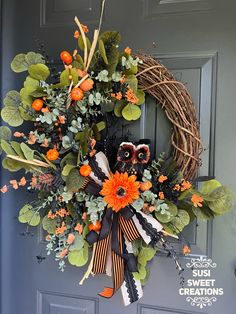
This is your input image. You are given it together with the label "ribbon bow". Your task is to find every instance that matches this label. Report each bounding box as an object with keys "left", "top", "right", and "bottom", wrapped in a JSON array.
[{"left": 82, "top": 152, "right": 163, "bottom": 305}]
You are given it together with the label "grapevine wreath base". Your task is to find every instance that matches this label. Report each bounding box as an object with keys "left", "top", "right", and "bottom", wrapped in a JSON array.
[{"left": 0, "top": 2, "right": 234, "bottom": 306}]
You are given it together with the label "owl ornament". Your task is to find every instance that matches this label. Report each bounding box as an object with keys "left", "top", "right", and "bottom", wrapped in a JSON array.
[
  {"left": 81, "top": 148, "right": 166, "bottom": 306},
  {"left": 115, "top": 142, "right": 151, "bottom": 179}
]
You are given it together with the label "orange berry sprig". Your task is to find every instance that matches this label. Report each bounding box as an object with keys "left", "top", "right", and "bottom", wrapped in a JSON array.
[{"left": 0, "top": 177, "right": 27, "bottom": 193}]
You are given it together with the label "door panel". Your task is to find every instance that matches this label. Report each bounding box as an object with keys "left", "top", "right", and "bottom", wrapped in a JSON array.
[{"left": 1, "top": 1, "right": 236, "bottom": 314}]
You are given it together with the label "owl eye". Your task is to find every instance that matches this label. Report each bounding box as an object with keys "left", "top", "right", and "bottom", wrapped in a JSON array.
[
  {"left": 138, "top": 152, "right": 144, "bottom": 159},
  {"left": 124, "top": 151, "right": 130, "bottom": 158}
]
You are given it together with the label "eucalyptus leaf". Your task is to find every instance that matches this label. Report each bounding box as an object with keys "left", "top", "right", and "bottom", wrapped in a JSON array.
[
  {"left": 126, "top": 74, "right": 138, "bottom": 92},
  {"left": 136, "top": 89, "right": 145, "bottom": 105},
  {"left": 114, "top": 100, "right": 127, "bottom": 117},
  {"left": 122, "top": 103, "right": 141, "bottom": 121},
  {"left": 42, "top": 216, "right": 57, "bottom": 234},
  {"left": 11, "top": 53, "right": 28, "bottom": 72},
  {"left": 18, "top": 204, "right": 33, "bottom": 223},
  {"left": 200, "top": 179, "right": 222, "bottom": 195},
  {"left": 155, "top": 201, "right": 177, "bottom": 223},
  {"left": 10, "top": 141, "right": 25, "bottom": 158},
  {"left": 28, "top": 64, "right": 50, "bottom": 81},
  {"left": 1, "top": 91, "right": 23, "bottom": 126},
  {"left": 62, "top": 164, "right": 76, "bottom": 176},
  {"left": 207, "top": 186, "right": 234, "bottom": 214},
  {"left": 0, "top": 126, "right": 12, "bottom": 140},
  {"left": 68, "top": 242, "right": 88, "bottom": 267},
  {"left": 69, "top": 234, "right": 85, "bottom": 251}
]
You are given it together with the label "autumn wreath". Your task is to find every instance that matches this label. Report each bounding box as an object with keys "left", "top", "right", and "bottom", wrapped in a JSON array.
[{"left": 0, "top": 2, "right": 234, "bottom": 306}]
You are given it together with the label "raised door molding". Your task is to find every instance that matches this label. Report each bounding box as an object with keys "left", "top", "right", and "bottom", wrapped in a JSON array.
[
  {"left": 37, "top": 290, "right": 99, "bottom": 314},
  {"left": 40, "top": 0, "right": 101, "bottom": 27},
  {"left": 138, "top": 303, "right": 208, "bottom": 314},
  {"left": 142, "top": 0, "right": 213, "bottom": 18}
]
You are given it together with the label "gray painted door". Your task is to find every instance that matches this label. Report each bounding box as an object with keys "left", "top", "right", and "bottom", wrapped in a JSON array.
[{"left": 1, "top": 1, "right": 236, "bottom": 314}]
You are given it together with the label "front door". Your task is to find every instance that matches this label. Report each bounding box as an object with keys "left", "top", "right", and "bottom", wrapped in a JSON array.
[{"left": 1, "top": 1, "right": 236, "bottom": 313}]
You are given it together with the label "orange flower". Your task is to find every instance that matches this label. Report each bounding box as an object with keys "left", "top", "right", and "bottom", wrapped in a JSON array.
[
  {"left": 48, "top": 211, "right": 56, "bottom": 219},
  {"left": 191, "top": 194, "right": 204, "bottom": 207},
  {"left": 0, "top": 185, "right": 8, "bottom": 193},
  {"left": 158, "top": 175, "right": 168, "bottom": 183},
  {"left": 148, "top": 206, "right": 155, "bottom": 213},
  {"left": 45, "top": 234, "right": 51, "bottom": 241},
  {"left": 18, "top": 177, "right": 27, "bottom": 186},
  {"left": 120, "top": 75, "right": 126, "bottom": 84},
  {"left": 182, "top": 245, "right": 191, "bottom": 256},
  {"left": 111, "top": 92, "right": 122, "bottom": 100},
  {"left": 173, "top": 184, "right": 181, "bottom": 191},
  {"left": 55, "top": 221, "right": 67, "bottom": 235},
  {"left": 159, "top": 191, "right": 165, "bottom": 200},
  {"left": 13, "top": 131, "right": 24, "bottom": 137},
  {"left": 67, "top": 233, "right": 75, "bottom": 245},
  {"left": 74, "top": 25, "right": 89, "bottom": 38},
  {"left": 140, "top": 181, "right": 152, "bottom": 191},
  {"left": 28, "top": 133, "right": 37, "bottom": 145},
  {"left": 59, "top": 248, "right": 68, "bottom": 259},
  {"left": 74, "top": 30, "right": 80, "bottom": 38},
  {"left": 100, "top": 172, "right": 140, "bottom": 212},
  {"left": 124, "top": 47, "right": 132, "bottom": 55},
  {"left": 73, "top": 49, "right": 78, "bottom": 58},
  {"left": 56, "top": 208, "right": 69, "bottom": 218},
  {"left": 31, "top": 176, "right": 37, "bottom": 187},
  {"left": 125, "top": 88, "right": 139, "bottom": 104},
  {"left": 82, "top": 212, "right": 87, "bottom": 221},
  {"left": 58, "top": 115, "right": 66, "bottom": 124},
  {"left": 10, "top": 180, "right": 18, "bottom": 190},
  {"left": 41, "top": 106, "right": 50, "bottom": 113},
  {"left": 181, "top": 180, "right": 192, "bottom": 191},
  {"left": 74, "top": 223, "right": 83, "bottom": 234}
]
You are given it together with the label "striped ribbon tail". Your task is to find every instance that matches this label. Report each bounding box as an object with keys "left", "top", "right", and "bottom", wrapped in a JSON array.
[
  {"left": 99, "top": 223, "right": 124, "bottom": 298},
  {"left": 92, "top": 233, "right": 111, "bottom": 274}
]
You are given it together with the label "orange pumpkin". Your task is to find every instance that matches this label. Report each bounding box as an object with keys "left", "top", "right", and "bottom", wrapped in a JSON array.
[
  {"left": 80, "top": 78, "right": 94, "bottom": 92},
  {"left": 46, "top": 148, "right": 59, "bottom": 161},
  {"left": 71, "top": 87, "right": 84, "bottom": 101},
  {"left": 80, "top": 164, "right": 92, "bottom": 177},
  {"left": 60, "top": 51, "right": 73, "bottom": 65},
  {"left": 89, "top": 221, "right": 101, "bottom": 232},
  {"left": 32, "top": 99, "right": 44, "bottom": 111}
]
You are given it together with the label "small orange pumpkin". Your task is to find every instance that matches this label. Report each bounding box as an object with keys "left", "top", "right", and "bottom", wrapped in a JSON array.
[
  {"left": 60, "top": 51, "right": 73, "bottom": 65},
  {"left": 32, "top": 99, "right": 44, "bottom": 111},
  {"left": 46, "top": 148, "right": 59, "bottom": 161},
  {"left": 80, "top": 78, "right": 94, "bottom": 92},
  {"left": 71, "top": 87, "right": 84, "bottom": 101},
  {"left": 80, "top": 164, "right": 92, "bottom": 177}
]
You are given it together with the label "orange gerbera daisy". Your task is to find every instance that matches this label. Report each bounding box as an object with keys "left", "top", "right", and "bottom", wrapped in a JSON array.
[{"left": 100, "top": 172, "right": 140, "bottom": 212}]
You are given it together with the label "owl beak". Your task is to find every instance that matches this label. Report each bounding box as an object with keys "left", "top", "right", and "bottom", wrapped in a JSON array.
[{"left": 132, "top": 159, "right": 137, "bottom": 164}]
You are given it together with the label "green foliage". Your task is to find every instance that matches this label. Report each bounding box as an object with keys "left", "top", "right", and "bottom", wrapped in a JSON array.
[
  {"left": 1, "top": 90, "right": 23, "bottom": 126},
  {"left": 42, "top": 216, "right": 57, "bottom": 234},
  {"left": 62, "top": 164, "right": 76, "bottom": 177},
  {"left": 0, "top": 139, "right": 16, "bottom": 155},
  {"left": 126, "top": 74, "right": 138, "bottom": 92},
  {"left": 207, "top": 186, "right": 234, "bottom": 214},
  {"left": 98, "top": 39, "right": 109, "bottom": 65},
  {"left": 69, "top": 234, "right": 85, "bottom": 251},
  {"left": 66, "top": 168, "right": 87, "bottom": 192},
  {"left": 11, "top": 52, "right": 45, "bottom": 73},
  {"left": 137, "top": 246, "right": 156, "bottom": 266},
  {"left": 68, "top": 242, "right": 89, "bottom": 267},
  {"left": 155, "top": 201, "right": 177, "bottom": 223},
  {"left": 18, "top": 204, "right": 40, "bottom": 226},
  {"left": 59, "top": 68, "right": 79, "bottom": 86},
  {"left": 136, "top": 89, "right": 145, "bottom": 105},
  {"left": 200, "top": 179, "right": 222, "bottom": 195},
  {"left": 0, "top": 126, "right": 12, "bottom": 141},
  {"left": 20, "top": 143, "right": 34, "bottom": 160},
  {"left": 169, "top": 209, "right": 190, "bottom": 233},
  {"left": 122, "top": 103, "right": 141, "bottom": 121},
  {"left": 28, "top": 64, "right": 50, "bottom": 81},
  {"left": 114, "top": 100, "right": 127, "bottom": 117},
  {"left": 78, "top": 36, "right": 91, "bottom": 51}
]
